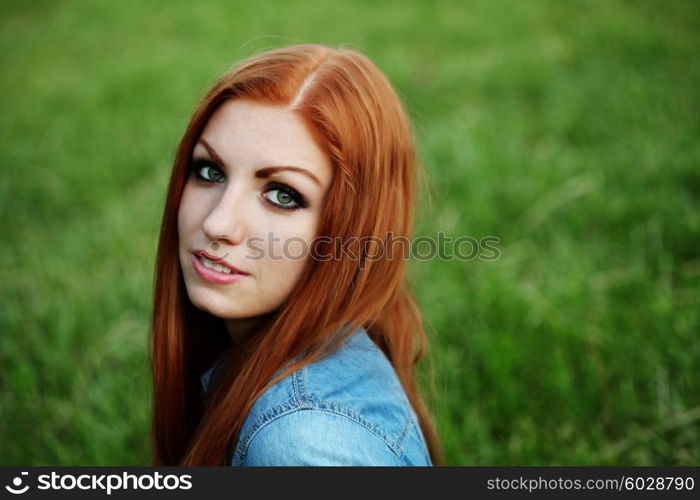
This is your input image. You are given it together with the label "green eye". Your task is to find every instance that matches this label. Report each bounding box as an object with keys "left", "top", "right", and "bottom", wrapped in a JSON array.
[
  {"left": 267, "top": 188, "right": 298, "bottom": 208},
  {"left": 263, "top": 183, "right": 306, "bottom": 211},
  {"left": 199, "top": 165, "right": 224, "bottom": 183}
]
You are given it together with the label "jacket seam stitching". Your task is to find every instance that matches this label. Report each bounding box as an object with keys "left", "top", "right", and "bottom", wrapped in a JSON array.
[
  {"left": 235, "top": 397, "right": 300, "bottom": 462},
  {"left": 393, "top": 409, "right": 412, "bottom": 452},
  {"left": 311, "top": 398, "right": 405, "bottom": 456},
  {"left": 293, "top": 367, "right": 311, "bottom": 408},
  {"left": 238, "top": 406, "right": 404, "bottom": 465},
  {"left": 308, "top": 404, "right": 405, "bottom": 458}
]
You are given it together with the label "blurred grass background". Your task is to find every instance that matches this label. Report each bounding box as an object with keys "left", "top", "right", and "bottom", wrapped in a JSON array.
[{"left": 1, "top": 0, "right": 698, "bottom": 465}]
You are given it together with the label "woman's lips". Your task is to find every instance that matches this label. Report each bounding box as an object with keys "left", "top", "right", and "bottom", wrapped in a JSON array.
[
  {"left": 196, "top": 250, "right": 248, "bottom": 274},
  {"left": 191, "top": 254, "right": 249, "bottom": 285}
]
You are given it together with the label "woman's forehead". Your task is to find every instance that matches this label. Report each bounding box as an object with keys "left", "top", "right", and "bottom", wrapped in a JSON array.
[{"left": 194, "top": 99, "right": 333, "bottom": 187}]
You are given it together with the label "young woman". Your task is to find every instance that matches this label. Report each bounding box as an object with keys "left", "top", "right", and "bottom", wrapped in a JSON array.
[{"left": 150, "top": 43, "right": 443, "bottom": 466}]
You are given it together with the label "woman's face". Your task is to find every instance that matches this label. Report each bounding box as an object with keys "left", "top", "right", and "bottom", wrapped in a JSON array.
[{"left": 178, "top": 98, "right": 333, "bottom": 325}]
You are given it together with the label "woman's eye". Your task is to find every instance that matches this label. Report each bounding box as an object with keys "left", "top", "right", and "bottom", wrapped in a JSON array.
[
  {"left": 199, "top": 165, "right": 225, "bottom": 183},
  {"left": 191, "top": 161, "right": 225, "bottom": 183},
  {"left": 263, "top": 184, "right": 305, "bottom": 210}
]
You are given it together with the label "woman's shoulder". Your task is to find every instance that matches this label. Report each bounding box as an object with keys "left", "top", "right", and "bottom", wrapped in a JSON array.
[{"left": 232, "top": 327, "right": 432, "bottom": 466}]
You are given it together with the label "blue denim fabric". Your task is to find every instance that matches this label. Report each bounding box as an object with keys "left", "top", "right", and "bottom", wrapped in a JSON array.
[{"left": 200, "top": 327, "right": 433, "bottom": 466}]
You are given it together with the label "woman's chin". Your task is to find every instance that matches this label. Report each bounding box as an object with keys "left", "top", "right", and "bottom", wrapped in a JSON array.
[{"left": 188, "top": 291, "right": 240, "bottom": 318}]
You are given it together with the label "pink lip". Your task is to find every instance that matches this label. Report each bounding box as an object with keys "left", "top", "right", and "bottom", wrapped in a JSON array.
[
  {"left": 191, "top": 254, "right": 249, "bottom": 285},
  {"left": 195, "top": 250, "right": 248, "bottom": 274}
]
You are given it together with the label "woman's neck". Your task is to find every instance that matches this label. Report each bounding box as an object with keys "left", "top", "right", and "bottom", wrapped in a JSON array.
[{"left": 224, "top": 313, "right": 275, "bottom": 347}]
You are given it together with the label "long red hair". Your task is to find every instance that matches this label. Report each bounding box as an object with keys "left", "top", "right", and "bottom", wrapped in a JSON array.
[{"left": 150, "top": 43, "right": 444, "bottom": 465}]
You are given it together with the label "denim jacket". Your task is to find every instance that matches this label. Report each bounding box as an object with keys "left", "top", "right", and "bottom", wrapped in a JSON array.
[{"left": 200, "top": 327, "right": 433, "bottom": 466}]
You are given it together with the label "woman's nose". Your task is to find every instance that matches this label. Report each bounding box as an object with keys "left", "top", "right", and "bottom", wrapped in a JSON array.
[{"left": 201, "top": 184, "right": 251, "bottom": 248}]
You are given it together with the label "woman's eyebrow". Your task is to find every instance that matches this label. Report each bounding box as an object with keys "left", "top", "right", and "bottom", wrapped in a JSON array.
[
  {"left": 255, "top": 166, "right": 321, "bottom": 187},
  {"left": 197, "top": 137, "right": 321, "bottom": 187}
]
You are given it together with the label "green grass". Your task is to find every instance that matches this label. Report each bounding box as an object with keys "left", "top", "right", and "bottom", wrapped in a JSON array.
[{"left": 1, "top": 0, "right": 698, "bottom": 465}]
